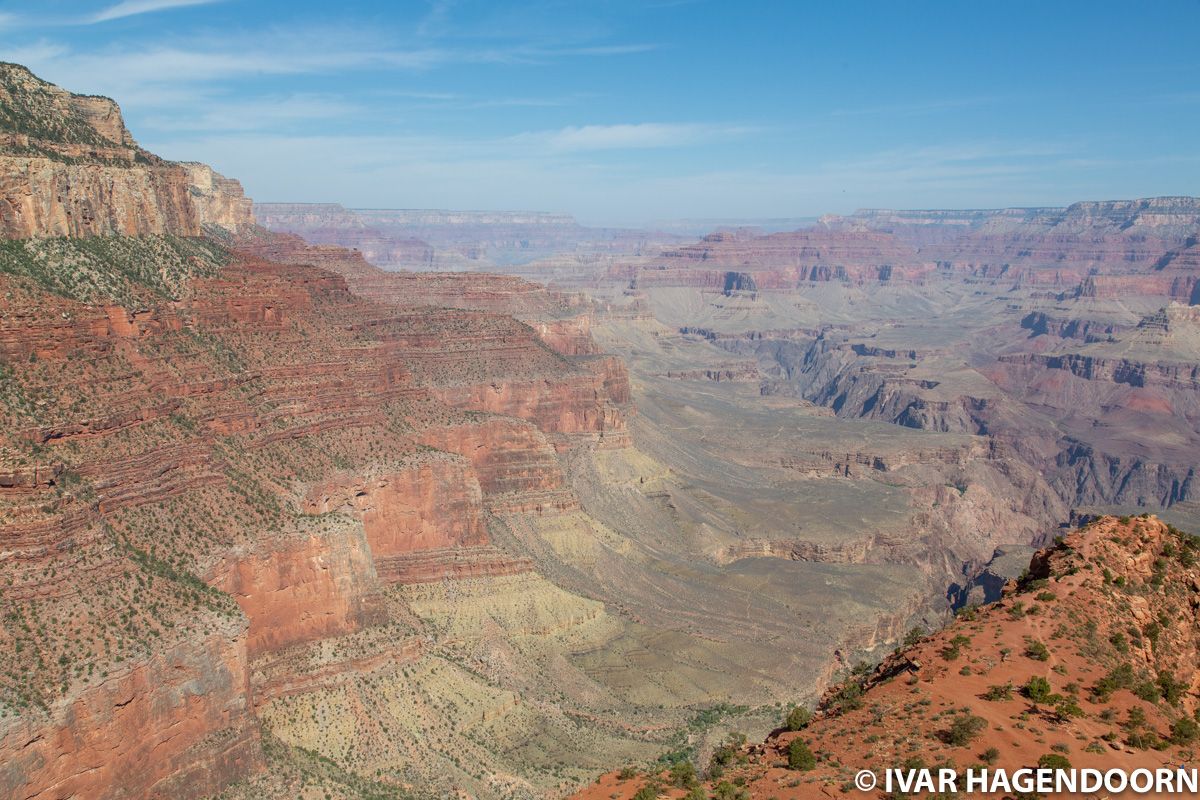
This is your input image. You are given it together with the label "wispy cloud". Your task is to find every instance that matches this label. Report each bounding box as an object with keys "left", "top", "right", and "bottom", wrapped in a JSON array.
[
  {"left": 515, "top": 122, "right": 753, "bottom": 152},
  {"left": 416, "top": 0, "right": 456, "bottom": 38},
  {"left": 91, "top": 0, "right": 227, "bottom": 24},
  {"left": 140, "top": 94, "right": 362, "bottom": 132},
  {"left": 7, "top": 24, "right": 654, "bottom": 104}
]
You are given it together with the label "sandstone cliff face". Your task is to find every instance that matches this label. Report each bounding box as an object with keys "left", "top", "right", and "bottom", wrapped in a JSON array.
[
  {"left": 182, "top": 162, "right": 255, "bottom": 233},
  {"left": 0, "top": 66, "right": 639, "bottom": 800},
  {"left": 0, "top": 619, "right": 262, "bottom": 800},
  {"left": 209, "top": 527, "right": 384, "bottom": 658},
  {"left": 0, "top": 154, "right": 204, "bottom": 237},
  {"left": 0, "top": 64, "right": 252, "bottom": 237}
]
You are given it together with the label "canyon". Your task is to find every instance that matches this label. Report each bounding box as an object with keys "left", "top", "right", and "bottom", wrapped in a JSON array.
[
  {"left": 0, "top": 65, "right": 935, "bottom": 800},
  {"left": 2, "top": 57, "right": 1199, "bottom": 800}
]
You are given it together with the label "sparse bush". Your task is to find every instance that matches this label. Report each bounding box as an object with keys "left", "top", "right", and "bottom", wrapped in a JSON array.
[
  {"left": 1134, "top": 681, "right": 1161, "bottom": 703},
  {"left": 1038, "top": 753, "right": 1071, "bottom": 771},
  {"left": 670, "top": 760, "right": 698, "bottom": 788},
  {"left": 1025, "top": 641, "right": 1050, "bottom": 661},
  {"left": 1024, "top": 676, "right": 1053, "bottom": 704},
  {"left": 1171, "top": 717, "right": 1200, "bottom": 745},
  {"left": 1127, "top": 730, "right": 1165, "bottom": 750},
  {"left": 945, "top": 714, "right": 987, "bottom": 746},
  {"left": 632, "top": 785, "right": 660, "bottom": 800},
  {"left": 1054, "top": 697, "right": 1084, "bottom": 719},
  {"left": 824, "top": 680, "right": 864, "bottom": 714},
  {"left": 786, "top": 705, "right": 812, "bottom": 731},
  {"left": 1157, "top": 672, "right": 1187, "bottom": 706},
  {"left": 941, "top": 634, "right": 971, "bottom": 661},
  {"left": 1093, "top": 663, "right": 1135, "bottom": 700},
  {"left": 788, "top": 738, "right": 817, "bottom": 771},
  {"left": 984, "top": 683, "right": 1014, "bottom": 701},
  {"left": 711, "top": 781, "right": 749, "bottom": 800},
  {"left": 904, "top": 626, "right": 926, "bottom": 647}
]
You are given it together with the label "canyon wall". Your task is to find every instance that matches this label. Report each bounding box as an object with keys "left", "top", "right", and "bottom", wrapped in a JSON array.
[
  {"left": 0, "top": 63, "right": 636, "bottom": 800},
  {"left": 0, "top": 64, "right": 252, "bottom": 237}
]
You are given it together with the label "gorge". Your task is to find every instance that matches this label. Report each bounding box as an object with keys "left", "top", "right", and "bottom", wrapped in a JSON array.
[{"left": 1, "top": 59, "right": 1198, "bottom": 800}]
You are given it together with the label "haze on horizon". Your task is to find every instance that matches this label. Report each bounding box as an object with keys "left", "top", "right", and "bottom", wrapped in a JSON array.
[{"left": 4, "top": 0, "right": 1198, "bottom": 226}]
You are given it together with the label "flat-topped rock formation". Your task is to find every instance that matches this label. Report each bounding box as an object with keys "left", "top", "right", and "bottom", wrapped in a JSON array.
[
  {"left": 254, "top": 201, "right": 683, "bottom": 268},
  {"left": 607, "top": 197, "right": 1200, "bottom": 302}
]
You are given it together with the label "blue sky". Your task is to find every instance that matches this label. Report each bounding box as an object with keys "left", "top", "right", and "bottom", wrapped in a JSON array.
[{"left": 3, "top": 0, "right": 1198, "bottom": 225}]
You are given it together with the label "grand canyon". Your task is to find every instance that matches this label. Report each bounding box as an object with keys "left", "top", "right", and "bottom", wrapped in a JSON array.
[{"left": 1, "top": 23, "right": 1198, "bottom": 800}]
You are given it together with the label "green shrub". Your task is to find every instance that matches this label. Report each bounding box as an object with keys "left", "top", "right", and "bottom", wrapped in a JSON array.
[
  {"left": 786, "top": 705, "right": 812, "bottom": 731},
  {"left": 1127, "top": 730, "right": 1165, "bottom": 750},
  {"left": 788, "top": 738, "right": 817, "bottom": 771},
  {"left": 1093, "top": 663, "right": 1135, "bottom": 700},
  {"left": 1024, "top": 676, "right": 1053, "bottom": 704},
  {"left": 940, "top": 634, "right": 971, "bottom": 661},
  {"left": 1054, "top": 697, "right": 1084, "bottom": 719},
  {"left": 1157, "top": 672, "right": 1187, "bottom": 706},
  {"left": 1171, "top": 717, "right": 1200, "bottom": 745},
  {"left": 1038, "top": 753, "right": 1071, "bottom": 771},
  {"left": 1134, "top": 681, "right": 1161, "bottom": 703},
  {"left": 670, "top": 760, "right": 698, "bottom": 788},
  {"left": 1025, "top": 641, "right": 1050, "bottom": 661},
  {"left": 984, "top": 683, "right": 1014, "bottom": 701},
  {"left": 945, "top": 714, "right": 988, "bottom": 746},
  {"left": 711, "top": 781, "right": 749, "bottom": 800},
  {"left": 824, "top": 680, "right": 864, "bottom": 713}
]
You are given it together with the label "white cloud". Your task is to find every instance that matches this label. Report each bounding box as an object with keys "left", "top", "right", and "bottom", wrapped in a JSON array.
[
  {"left": 5, "top": 25, "right": 653, "bottom": 106},
  {"left": 515, "top": 122, "right": 752, "bottom": 152},
  {"left": 91, "top": 0, "right": 227, "bottom": 24},
  {"left": 140, "top": 94, "right": 362, "bottom": 132}
]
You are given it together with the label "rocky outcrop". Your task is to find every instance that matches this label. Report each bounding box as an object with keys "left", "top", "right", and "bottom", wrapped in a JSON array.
[
  {"left": 209, "top": 528, "right": 384, "bottom": 657},
  {"left": 0, "top": 154, "right": 203, "bottom": 237},
  {"left": 430, "top": 360, "right": 631, "bottom": 448},
  {"left": 0, "top": 64, "right": 250, "bottom": 237},
  {"left": 182, "top": 162, "right": 255, "bottom": 233},
  {"left": 579, "top": 516, "right": 1200, "bottom": 800},
  {"left": 997, "top": 352, "right": 1200, "bottom": 391},
  {"left": 0, "top": 619, "right": 262, "bottom": 800}
]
